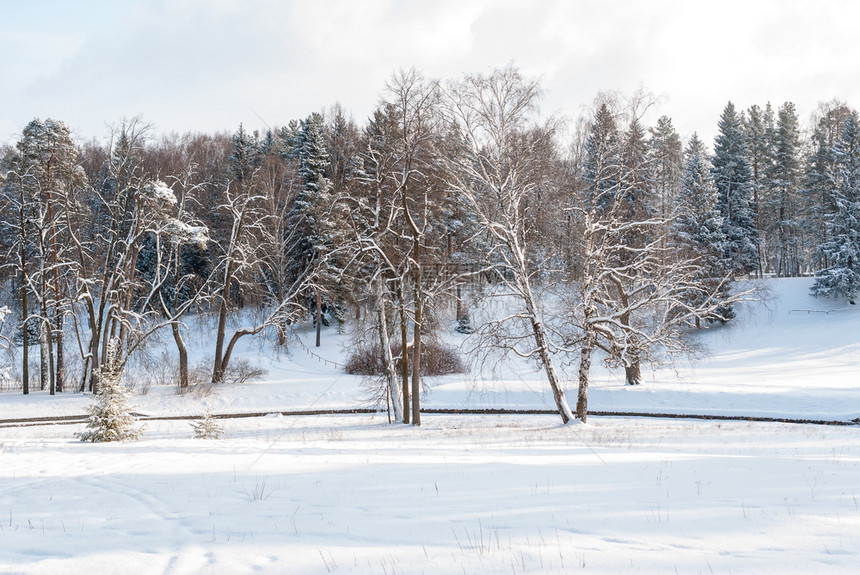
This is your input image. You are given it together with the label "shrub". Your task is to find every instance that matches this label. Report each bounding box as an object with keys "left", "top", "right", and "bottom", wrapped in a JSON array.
[
  {"left": 224, "top": 358, "right": 268, "bottom": 384},
  {"left": 345, "top": 341, "right": 467, "bottom": 376}
]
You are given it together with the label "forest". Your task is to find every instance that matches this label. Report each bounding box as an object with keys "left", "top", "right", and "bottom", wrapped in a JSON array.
[{"left": 1, "top": 65, "right": 858, "bottom": 425}]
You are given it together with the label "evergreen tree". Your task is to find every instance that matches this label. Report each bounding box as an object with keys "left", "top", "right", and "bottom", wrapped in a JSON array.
[
  {"left": 648, "top": 115, "right": 682, "bottom": 221},
  {"left": 712, "top": 102, "right": 758, "bottom": 276},
  {"left": 191, "top": 410, "right": 224, "bottom": 439},
  {"left": 768, "top": 102, "right": 803, "bottom": 276},
  {"left": 802, "top": 102, "right": 855, "bottom": 270},
  {"left": 8, "top": 118, "right": 82, "bottom": 395},
  {"left": 619, "top": 116, "right": 652, "bottom": 219},
  {"left": 672, "top": 134, "right": 733, "bottom": 323},
  {"left": 77, "top": 340, "right": 142, "bottom": 442},
  {"left": 285, "top": 113, "right": 342, "bottom": 345},
  {"left": 229, "top": 124, "right": 262, "bottom": 183},
  {"left": 810, "top": 112, "right": 860, "bottom": 300},
  {"left": 582, "top": 102, "right": 621, "bottom": 212},
  {"left": 744, "top": 103, "right": 775, "bottom": 274}
]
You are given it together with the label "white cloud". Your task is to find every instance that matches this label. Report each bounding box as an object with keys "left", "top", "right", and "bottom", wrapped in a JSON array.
[{"left": 2, "top": 0, "right": 860, "bottom": 146}]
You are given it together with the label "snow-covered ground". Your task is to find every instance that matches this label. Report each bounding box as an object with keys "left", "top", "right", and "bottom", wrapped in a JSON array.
[{"left": 2, "top": 278, "right": 859, "bottom": 573}]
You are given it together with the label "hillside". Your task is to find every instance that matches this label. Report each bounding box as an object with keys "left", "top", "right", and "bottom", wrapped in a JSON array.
[{"left": 2, "top": 277, "right": 858, "bottom": 422}]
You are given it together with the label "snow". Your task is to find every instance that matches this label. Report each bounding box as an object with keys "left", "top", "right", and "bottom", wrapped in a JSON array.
[{"left": 2, "top": 278, "right": 860, "bottom": 573}]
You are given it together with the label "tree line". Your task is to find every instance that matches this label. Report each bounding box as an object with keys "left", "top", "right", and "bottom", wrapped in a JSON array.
[{"left": 1, "top": 66, "right": 858, "bottom": 424}]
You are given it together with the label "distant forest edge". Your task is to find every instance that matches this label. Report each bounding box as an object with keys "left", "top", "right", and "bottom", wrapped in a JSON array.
[{"left": 2, "top": 65, "right": 859, "bottom": 425}]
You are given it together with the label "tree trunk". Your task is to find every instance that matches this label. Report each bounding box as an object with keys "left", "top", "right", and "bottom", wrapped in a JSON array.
[
  {"left": 212, "top": 300, "right": 229, "bottom": 383},
  {"left": 21, "top": 274, "right": 29, "bottom": 396},
  {"left": 220, "top": 327, "right": 257, "bottom": 382},
  {"left": 212, "top": 258, "right": 236, "bottom": 383},
  {"left": 315, "top": 287, "right": 322, "bottom": 347},
  {"left": 575, "top": 334, "right": 595, "bottom": 422},
  {"left": 376, "top": 285, "right": 402, "bottom": 423},
  {"left": 411, "top": 293, "right": 422, "bottom": 427},
  {"left": 172, "top": 322, "right": 189, "bottom": 390},
  {"left": 47, "top": 317, "right": 55, "bottom": 395},
  {"left": 398, "top": 285, "right": 410, "bottom": 424},
  {"left": 40, "top": 318, "right": 49, "bottom": 392},
  {"left": 625, "top": 359, "right": 642, "bottom": 386},
  {"left": 89, "top": 331, "right": 101, "bottom": 394},
  {"left": 519, "top": 267, "right": 573, "bottom": 424},
  {"left": 55, "top": 310, "right": 64, "bottom": 392},
  {"left": 531, "top": 316, "right": 573, "bottom": 424},
  {"left": 47, "top": 191, "right": 64, "bottom": 393}
]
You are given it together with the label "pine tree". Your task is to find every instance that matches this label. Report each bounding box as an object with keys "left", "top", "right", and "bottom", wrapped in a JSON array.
[
  {"left": 8, "top": 118, "right": 82, "bottom": 395},
  {"left": 672, "top": 134, "right": 733, "bottom": 323},
  {"left": 768, "top": 102, "right": 803, "bottom": 276},
  {"left": 582, "top": 102, "right": 621, "bottom": 211},
  {"left": 648, "top": 115, "right": 683, "bottom": 221},
  {"left": 802, "top": 102, "right": 855, "bottom": 270},
  {"left": 191, "top": 410, "right": 224, "bottom": 439},
  {"left": 77, "top": 340, "right": 142, "bottom": 442},
  {"left": 811, "top": 112, "right": 860, "bottom": 300},
  {"left": 285, "top": 113, "right": 342, "bottom": 346},
  {"left": 712, "top": 102, "right": 758, "bottom": 276},
  {"left": 744, "top": 104, "right": 774, "bottom": 274}
]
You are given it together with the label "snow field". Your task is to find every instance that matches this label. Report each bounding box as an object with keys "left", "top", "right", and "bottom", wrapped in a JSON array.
[
  {"left": 2, "top": 277, "right": 860, "bottom": 573},
  {"left": 2, "top": 415, "right": 859, "bottom": 574}
]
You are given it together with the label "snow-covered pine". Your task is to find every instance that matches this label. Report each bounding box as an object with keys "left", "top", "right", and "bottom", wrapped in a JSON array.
[
  {"left": 811, "top": 112, "right": 860, "bottom": 300},
  {"left": 647, "top": 115, "right": 683, "bottom": 222},
  {"left": 712, "top": 102, "right": 759, "bottom": 276},
  {"left": 766, "top": 102, "right": 803, "bottom": 277},
  {"left": 77, "top": 341, "right": 142, "bottom": 442},
  {"left": 802, "top": 103, "right": 854, "bottom": 270},
  {"left": 285, "top": 112, "right": 344, "bottom": 347},
  {"left": 672, "top": 133, "right": 733, "bottom": 323},
  {"left": 743, "top": 103, "right": 774, "bottom": 276},
  {"left": 191, "top": 411, "right": 224, "bottom": 439}
]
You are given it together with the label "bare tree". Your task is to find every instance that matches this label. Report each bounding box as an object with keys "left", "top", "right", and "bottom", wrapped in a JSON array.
[
  {"left": 339, "top": 105, "right": 408, "bottom": 422},
  {"left": 566, "top": 172, "right": 753, "bottom": 422},
  {"left": 443, "top": 66, "right": 576, "bottom": 424},
  {"left": 210, "top": 126, "right": 319, "bottom": 383},
  {"left": 376, "top": 69, "right": 446, "bottom": 426}
]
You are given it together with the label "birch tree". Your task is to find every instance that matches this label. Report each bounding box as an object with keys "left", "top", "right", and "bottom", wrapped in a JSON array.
[{"left": 444, "top": 65, "right": 575, "bottom": 424}]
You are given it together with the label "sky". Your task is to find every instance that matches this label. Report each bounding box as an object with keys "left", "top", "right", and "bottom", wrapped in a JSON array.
[{"left": 2, "top": 0, "right": 859, "bottom": 148}]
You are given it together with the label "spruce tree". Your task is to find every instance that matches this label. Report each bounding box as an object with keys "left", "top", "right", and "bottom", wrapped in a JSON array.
[
  {"left": 77, "top": 341, "right": 142, "bottom": 442},
  {"left": 768, "top": 102, "right": 803, "bottom": 276},
  {"left": 811, "top": 112, "right": 860, "bottom": 300},
  {"left": 286, "top": 113, "right": 342, "bottom": 345},
  {"left": 744, "top": 103, "right": 774, "bottom": 274},
  {"left": 712, "top": 102, "right": 758, "bottom": 276},
  {"left": 802, "top": 103, "right": 855, "bottom": 270},
  {"left": 672, "top": 134, "right": 733, "bottom": 323},
  {"left": 583, "top": 102, "right": 621, "bottom": 211},
  {"left": 648, "top": 115, "right": 683, "bottom": 221}
]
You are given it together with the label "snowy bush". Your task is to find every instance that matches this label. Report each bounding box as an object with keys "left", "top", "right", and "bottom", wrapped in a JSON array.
[
  {"left": 77, "top": 341, "right": 143, "bottom": 443},
  {"left": 191, "top": 411, "right": 224, "bottom": 439},
  {"left": 224, "top": 358, "right": 268, "bottom": 385},
  {"left": 345, "top": 342, "right": 467, "bottom": 376}
]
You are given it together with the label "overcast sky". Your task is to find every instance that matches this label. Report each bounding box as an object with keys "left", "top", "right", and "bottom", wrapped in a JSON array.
[{"left": 2, "top": 0, "right": 859, "bottom": 148}]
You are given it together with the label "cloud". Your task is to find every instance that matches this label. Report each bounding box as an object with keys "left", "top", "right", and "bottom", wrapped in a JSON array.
[{"left": 2, "top": 0, "right": 860, "bottom": 146}]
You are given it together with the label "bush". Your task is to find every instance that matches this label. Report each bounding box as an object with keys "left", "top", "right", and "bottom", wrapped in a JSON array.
[
  {"left": 345, "top": 341, "right": 467, "bottom": 376},
  {"left": 224, "top": 358, "right": 268, "bottom": 385}
]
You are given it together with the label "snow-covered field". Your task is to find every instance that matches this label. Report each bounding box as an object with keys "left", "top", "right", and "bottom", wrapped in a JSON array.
[{"left": 2, "top": 278, "right": 860, "bottom": 573}]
